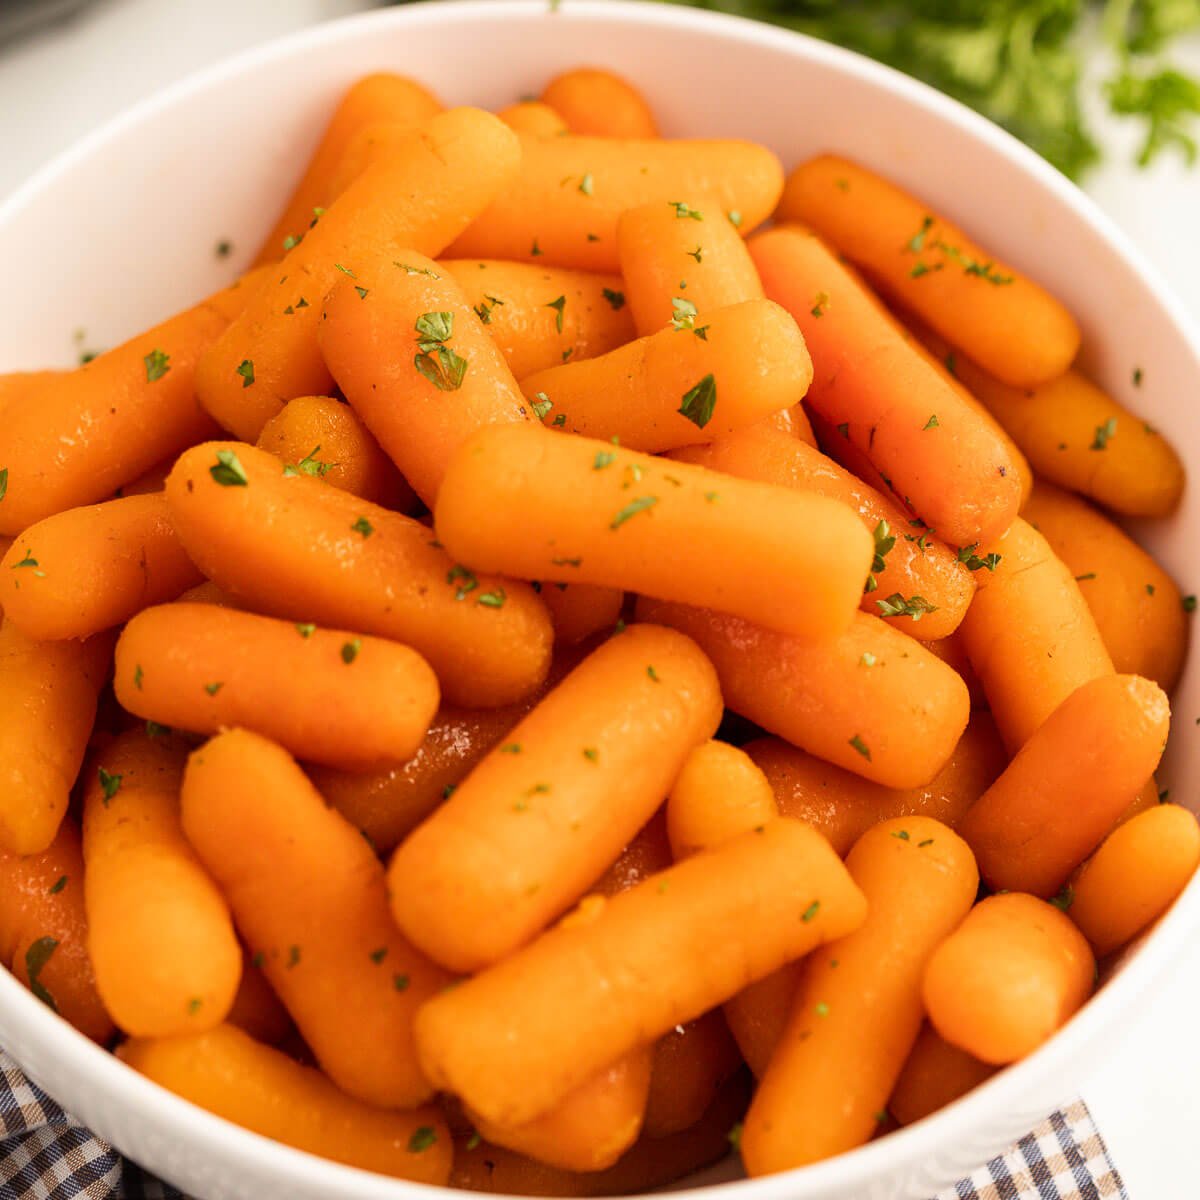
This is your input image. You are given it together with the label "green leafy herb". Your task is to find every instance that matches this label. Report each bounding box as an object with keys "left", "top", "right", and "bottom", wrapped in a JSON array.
[
  {"left": 342, "top": 638, "right": 362, "bottom": 664},
  {"left": 583, "top": 747, "right": 599, "bottom": 762},
  {"left": 802, "top": 900, "right": 821, "bottom": 923},
  {"left": 0, "top": 468, "right": 7, "bottom": 503},
  {"left": 727, "top": 209, "right": 743, "bottom": 228},
  {"left": 876, "top": 592, "right": 939, "bottom": 620},
  {"left": 478, "top": 589, "right": 506, "bottom": 608},
  {"left": 814, "top": 1001, "right": 830, "bottom": 1018},
  {"left": 669, "top": 201, "right": 704, "bottom": 220},
  {"left": 287, "top": 945, "right": 301, "bottom": 968},
  {"left": 210, "top": 449, "right": 248, "bottom": 487},
  {"left": 1076, "top": 572, "right": 1097, "bottom": 581},
  {"left": 394, "top": 261, "right": 440, "bottom": 277},
  {"left": 98, "top": 768, "right": 122, "bottom": 805},
  {"left": 414, "top": 311, "right": 468, "bottom": 392},
  {"left": 466, "top": 1132, "right": 482, "bottom": 1151},
  {"left": 671, "top": 296, "right": 699, "bottom": 331},
  {"left": 594, "top": 449, "right": 617, "bottom": 470},
  {"left": 531, "top": 237, "right": 543, "bottom": 257},
  {"left": 893, "top": 830, "right": 911, "bottom": 841},
  {"left": 409, "top": 1127, "right": 438, "bottom": 1154},
  {"left": 836, "top": 422, "right": 850, "bottom": 438},
  {"left": 923, "top": 414, "right": 940, "bottom": 430},
  {"left": 811, "top": 290, "right": 830, "bottom": 317},
  {"left": 1184, "top": 595, "right": 1197, "bottom": 612},
  {"left": 394, "top": 973, "right": 410, "bottom": 991},
  {"left": 215, "top": 239, "right": 233, "bottom": 258},
  {"left": 143, "top": 349, "right": 170, "bottom": 382},
  {"left": 354, "top": 285, "right": 369, "bottom": 300},
  {"left": 579, "top": 172, "right": 595, "bottom": 195},
  {"left": 473, "top": 294, "right": 505, "bottom": 324},
  {"left": 727, "top": 1122, "right": 743, "bottom": 1151},
  {"left": 906, "top": 215, "right": 934, "bottom": 253},
  {"left": 25, "top": 937, "right": 59, "bottom": 1011},
  {"left": 1091, "top": 417, "right": 1118, "bottom": 450},
  {"left": 602, "top": 287, "right": 625, "bottom": 310},
  {"left": 48, "top": 875, "right": 68, "bottom": 895},
  {"left": 204, "top": 681, "right": 223, "bottom": 696},
  {"left": 860, "top": 652, "right": 877, "bottom": 667},
  {"left": 546, "top": 295, "right": 567, "bottom": 333},
  {"left": 610, "top": 496, "right": 659, "bottom": 529},
  {"left": 944, "top": 352, "right": 958, "bottom": 377},
  {"left": 351, "top": 517, "right": 374, "bottom": 539},
  {"left": 188, "top": 997, "right": 203, "bottom": 1015},
  {"left": 11, "top": 549, "right": 41, "bottom": 573},
  {"left": 334, "top": 263, "right": 356, "bottom": 278},
  {"left": 849, "top": 734, "right": 871, "bottom": 760},
  {"left": 957, "top": 544, "right": 1002, "bottom": 572},
  {"left": 678, "top": 374, "right": 717, "bottom": 428},
  {"left": 1050, "top": 883, "right": 1075, "bottom": 912},
  {"left": 865, "top": 518, "right": 895, "bottom": 593},
  {"left": 284, "top": 445, "right": 335, "bottom": 478},
  {"left": 448, "top": 564, "right": 479, "bottom": 599},
  {"left": 235, "top": 359, "right": 255, "bottom": 388},
  {"left": 687, "top": 244, "right": 704, "bottom": 262},
  {"left": 134, "top": 664, "right": 144, "bottom": 690},
  {"left": 1133, "top": 366, "right": 1144, "bottom": 386},
  {"left": 647, "top": 665, "right": 661, "bottom": 682}
]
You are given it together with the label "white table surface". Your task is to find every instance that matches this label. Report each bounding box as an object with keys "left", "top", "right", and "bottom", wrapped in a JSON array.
[{"left": 2, "top": 2, "right": 1199, "bottom": 1196}]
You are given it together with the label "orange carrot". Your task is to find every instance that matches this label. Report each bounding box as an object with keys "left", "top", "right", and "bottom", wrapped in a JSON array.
[
  {"left": 667, "top": 740, "right": 777, "bottom": 860},
  {"left": 540, "top": 68, "right": 659, "bottom": 138},
  {"left": 889, "top": 1024, "right": 997, "bottom": 1126},
  {"left": 536, "top": 581, "right": 623, "bottom": 644},
  {"left": 226, "top": 949, "right": 292, "bottom": 1045},
  {"left": 644, "top": 1012, "right": 741, "bottom": 1139},
  {"left": 496, "top": 100, "right": 569, "bottom": 137},
  {"left": 770, "top": 403, "right": 816, "bottom": 444},
  {"left": 0, "top": 369, "right": 63, "bottom": 417},
  {"left": 594, "top": 808, "right": 674, "bottom": 897},
  {"left": 116, "top": 457, "right": 174, "bottom": 497},
  {"left": 925, "top": 630, "right": 987, "bottom": 709}
]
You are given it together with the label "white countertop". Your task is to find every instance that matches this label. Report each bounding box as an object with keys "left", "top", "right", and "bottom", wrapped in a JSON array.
[{"left": 2, "top": 2, "right": 1199, "bottom": 1196}]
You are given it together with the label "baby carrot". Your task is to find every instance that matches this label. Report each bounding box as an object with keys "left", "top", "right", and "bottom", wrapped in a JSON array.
[
  {"left": 181, "top": 729, "right": 452, "bottom": 1108},
  {"left": 0, "top": 494, "right": 202, "bottom": 641},
  {"left": 594, "top": 808, "right": 673, "bottom": 897},
  {"left": 388, "top": 624, "right": 721, "bottom": 972},
  {"left": 521, "top": 299, "right": 811, "bottom": 451},
  {"left": 637, "top": 599, "right": 970, "bottom": 789},
  {"left": 536, "top": 581, "right": 623, "bottom": 644},
  {"left": 226, "top": 948, "right": 292, "bottom": 1046},
  {"left": 115, "top": 603, "right": 439, "bottom": 772},
  {"left": 435, "top": 425, "right": 871, "bottom": 641},
  {"left": 923, "top": 894, "right": 1094, "bottom": 1063},
  {"left": 779, "top": 155, "right": 1080, "bottom": 386},
  {"left": 0, "top": 369, "right": 62, "bottom": 417},
  {"left": 889, "top": 1024, "right": 997, "bottom": 1126},
  {"left": 415, "top": 818, "right": 865, "bottom": 1125},
  {"left": 496, "top": 100, "right": 569, "bottom": 137},
  {"left": 770, "top": 403, "right": 816, "bottom": 443},
  {"left": 741, "top": 818, "right": 978, "bottom": 1175},
  {"left": 959, "top": 674, "right": 1169, "bottom": 897},
  {"left": 164, "top": 441, "right": 552, "bottom": 708},
  {"left": 667, "top": 740, "right": 777, "bottom": 860},
  {"left": 119, "top": 1024, "right": 451, "bottom": 1184},
  {"left": 540, "top": 68, "right": 659, "bottom": 138},
  {"left": 644, "top": 1011, "right": 741, "bottom": 1139},
  {"left": 447, "top": 135, "right": 783, "bottom": 271},
  {"left": 925, "top": 630, "right": 987, "bottom": 709},
  {"left": 749, "top": 225, "right": 1023, "bottom": 546},
  {"left": 116, "top": 457, "right": 174, "bottom": 497}
]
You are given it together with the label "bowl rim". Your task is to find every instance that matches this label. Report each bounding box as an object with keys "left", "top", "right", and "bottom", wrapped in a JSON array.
[{"left": 1, "top": 2, "right": 1197, "bottom": 1198}]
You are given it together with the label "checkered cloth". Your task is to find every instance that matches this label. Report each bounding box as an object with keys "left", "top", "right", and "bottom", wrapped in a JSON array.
[{"left": 0, "top": 1049, "right": 1125, "bottom": 1199}]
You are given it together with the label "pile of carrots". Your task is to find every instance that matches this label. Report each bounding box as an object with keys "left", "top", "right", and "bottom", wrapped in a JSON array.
[{"left": 0, "top": 63, "right": 1195, "bottom": 1195}]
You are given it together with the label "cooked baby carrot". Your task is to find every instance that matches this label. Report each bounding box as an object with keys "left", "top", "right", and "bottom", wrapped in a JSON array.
[
  {"left": 958, "top": 517, "right": 1113, "bottom": 753},
  {"left": 226, "top": 948, "right": 292, "bottom": 1045},
  {"left": 83, "top": 730, "right": 241, "bottom": 1037},
  {"left": 256, "top": 395, "right": 417, "bottom": 511},
  {"left": 0, "top": 494, "right": 202, "bottom": 641},
  {"left": 0, "top": 625, "right": 112, "bottom": 854},
  {"left": 197, "top": 107, "right": 521, "bottom": 441},
  {"left": 594, "top": 808, "right": 673, "bottom": 897},
  {"left": 667, "top": 740, "right": 777, "bottom": 860},
  {"left": 0, "top": 818, "right": 113, "bottom": 1043},
  {"left": 496, "top": 100, "right": 569, "bottom": 137},
  {"left": 637, "top": 599, "right": 970, "bottom": 789},
  {"left": 1068, "top": 804, "right": 1200, "bottom": 956},
  {"left": 741, "top": 817, "right": 978, "bottom": 1175},
  {"left": 780, "top": 155, "right": 1080, "bottom": 386},
  {"left": 319, "top": 251, "right": 528, "bottom": 505},
  {"left": 164, "top": 442, "right": 552, "bottom": 708},
  {"left": 436, "top": 425, "right": 871, "bottom": 641},
  {"left": 537, "top": 581, "right": 624, "bottom": 644},
  {"left": 616, "top": 198, "right": 763, "bottom": 337},
  {"left": 541, "top": 68, "right": 659, "bottom": 138},
  {"left": 925, "top": 630, "right": 987, "bottom": 708},
  {"left": 439, "top": 259, "right": 634, "bottom": 379},
  {"left": 749, "top": 225, "right": 1023, "bottom": 546},
  {"left": 770, "top": 403, "right": 816, "bottom": 444},
  {"left": 116, "top": 457, "right": 174, "bottom": 497},
  {"left": 447, "top": 134, "right": 783, "bottom": 271},
  {"left": 889, "top": 1024, "right": 997, "bottom": 1126},
  {"left": 521, "top": 299, "right": 811, "bottom": 451},
  {"left": 119, "top": 1024, "right": 452, "bottom": 1183},
  {"left": 415, "top": 818, "right": 865, "bottom": 1126},
  {"left": 959, "top": 674, "right": 1169, "bottom": 897},
  {"left": 923, "top": 893, "right": 1094, "bottom": 1064},
  {"left": 0, "top": 369, "right": 62, "bottom": 417},
  {"left": 644, "top": 1011, "right": 741, "bottom": 1139},
  {"left": 388, "top": 624, "right": 721, "bottom": 972},
  {"left": 671, "top": 421, "right": 974, "bottom": 640},
  {"left": 253, "top": 73, "right": 442, "bottom": 263},
  {"left": 115, "top": 604, "right": 439, "bottom": 772},
  {"left": 1023, "top": 481, "right": 1187, "bottom": 691},
  {"left": 181, "top": 729, "right": 452, "bottom": 1107}
]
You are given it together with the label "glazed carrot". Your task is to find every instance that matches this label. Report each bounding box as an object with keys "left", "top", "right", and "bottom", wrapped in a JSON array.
[
  {"left": 889, "top": 1025, "right": 997, "bottom": 1126},
  {"left": 0, "top": 369, "right": 62, "bottom": 417},
  {"left": 226, "top": 949, "right": 292, "bottom": 1045},
  {"left": 82, "top": 730, "right": 241, "bottom": 1037},
  {"left": 925, "top": 630, "right": 987, "bottom": 708},
  {"left": 520, "top": 299, "right": 811, "bottom": 451},
  {"left": 496, "top": 100, "right": 569, "bottom": 137},
  {"left": 319, "top": 251, "right": 527, "bottom": 505},
  {"left": 197, "top": 107, "right": 521, "bottom": 441},
  {"left": 115, "top": 603, "right": 439, "bottom": 772},
  {"left": 616, "top": 198, "right": 763, "bottom": 336},
  {"left": 671, "top": 421, "right": 974, "bottom": 640},
  {"left": 958, "top": 517, "right": 1113, "bottom": 753},
  {"left": 256, "top": 395, "right": 417, "bottom": 511},
  {"left": 181, "top": 729, "right": 452, "bottom": 1107},
  {"left": 0, "top": 818, "right": 113, "bottom": 1042},
  {"left": 1023, "top": 481, "right": 1187, "bottom": 691},
  {"left": 447, "top": 134, "right": 783, "bottom": 271},
  {"left": 116, "top": 457, "right": 174, "bottom": 497},
  {"left": 741, "top": 818, "right": 978, "bottom": 1175},
  {"left": 780, "top": 156, "right": 1080, "bottom": 386},
  {"left": 749, "top": 226, "right": 1023, "bottom": 546},
  {"left": 537, "top": 581, "right": 624, "bottom": 644},
  {"left": 1119, "top": 778, "right": 1162, "bottom": 825},
  {"left": 770, "top": 403, "right": 816, "bottom": 444},
  {"left": 923, "top": 893, "right": 1094, "bottom": 1064},
  {"left": 439, "top": 259, "right": 634, "bottom": 379},
  {"left": 594, "top": 808, "right": 673, "bottom": 897},
  {"left": 541, "top": 68, "right": 659, "bottom": 138},
  {"left": 0, "top": 494, "right": 202, "bottom": 641},
  {"left": 637, "top": 599, "right": 970, "bottom": 789},
  {"left": 253, "top": 73, "right": 442, "bottom": 263},
  {"left": 436, "top": 425, "right": 871, "bottom": 641},
  {"left": 176, "top": 580, "right": 236, "bottom": 607},
  {"left": 667, "top": 740, "right": 777, "bottom": 860},
  {"left": 119, "top": 1025, "right": 452, "bottom": 1183},
  {"left": 388, "top": 624, "right": 721, "bottom": 972},
  {"left": 164, "top": 442, "right": 552, "bottom": 708},
  {"left": 415, "top": 818, "right": 865, "bottom": 1125},
  {"left": 644, "top": 1011, "right": 741, "bottom": 1138},
  {"left": 1068, "top": 804, "right": 1200, "bottom": 956},
  {"left": 959, "top": 674, "right": 1169, "bottom": 897},
  {"left": 0, "top": 625, "right": 112, "bottom": 854}
]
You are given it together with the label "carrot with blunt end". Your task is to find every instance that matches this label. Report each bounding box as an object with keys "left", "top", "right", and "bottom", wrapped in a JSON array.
[
  {"left": 741, "top": 818, "right": 978, "bottom": 1175},
  {"left": 115, "top": 604, "right": 439, "bottom": 772},
  {"left": 496, "top": 100, "right": 569, "bottom": 136},
  {"left": 541, "top": 68, "right": 659, "bottom": 138},
  {"left": 388, "top": 624, "right": 721, "bottom": 972},
  {"left": 770, "top": 404, "right": 817, "bottom": 444},
  {"left": 415, "top": 819, "right": 865, "bottom": 1126},
  {"left": 779, "top": 155, "right": 1080, "bottom": 386},
  {"left": 521, "top": 299, "right": 811, "bottom": 452},
  {"left": 644, "top": 1012, "right": 741, "bottom": 1139},
  {"left": 923, "top": 894, "right": 1094, "bottom": 1064},
  {"left": 889, "top": 1025, "right": 997, "bottom": 1126},
  {"left": 119, "top": 1025, "right": 452, "bottom": 1184},
  {"left": 925, "top": 630, "right": 987, "bottom": 708},
  {"left": 436, "top": 425, "right": 870, "bottom": 642},
  {"left": 749, "top": 226, "right": 1023, "bottom": 546},
  {"left": 197, "top": 107, "right": 521, "bottom": 441},
  {"left": 319, "top": 252, "right": 528, "bottom": 505},
  {"left": 0, "top": 495, "right": 202, "bottom": 641},
  {"left": 1068, "top": 805, "right": 1200, "bottom": 957},
  {"left": 447, "top": 134, "right": 783, "bottom": 271},
  {"left": 667, "top": 740, "right": 777, "bottom": 860},
  {"left": 537, "top": 582, "right": 624, "bottom": 645},
  {"left": 959, "top": 674, "right": 1169, "bottom": 897},
  {"left": 164, "top": 442, "right": 552, "bottom": 708},
  {"left": 637, "top": 599, "right": 970, "bottom": 789}
]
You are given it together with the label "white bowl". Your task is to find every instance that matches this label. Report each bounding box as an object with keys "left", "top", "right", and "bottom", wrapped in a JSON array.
[{"left": 1, "top": 2, "right": 1198, "bottom": 1198}]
